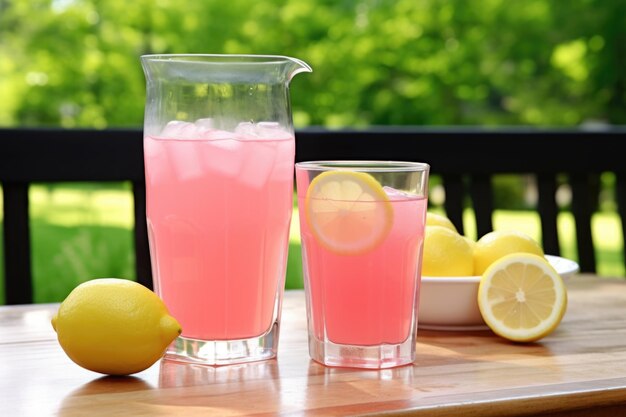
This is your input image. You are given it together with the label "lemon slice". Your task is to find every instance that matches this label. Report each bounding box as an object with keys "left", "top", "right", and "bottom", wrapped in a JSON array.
[
  {"left": 304, "top": 171, "right": 393, "bottom": 255},
  {"left": 477, "top": 253, "right": 568, "bottom": 342}
]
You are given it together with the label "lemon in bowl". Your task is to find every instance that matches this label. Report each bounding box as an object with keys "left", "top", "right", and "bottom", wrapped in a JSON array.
[
  {"left": 426, "top": 212, "right": 458, "bottom": 232},
  {"left": 473, "top": 229, "right": 544, "bottom": 275},
  {"left": 419, "top": 254, "right": 578, "bottom": 330},
  {"left": 52, "top": 278, "right": 181, "bottom": 376},
  {"left": 422, "top": 225, "right": 474, "bottom": 277},
  {"left": 418, "top": 221, "right": 578, "bottom": 331}
]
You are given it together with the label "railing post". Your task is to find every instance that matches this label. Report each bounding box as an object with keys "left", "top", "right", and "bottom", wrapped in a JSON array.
[
  {"left": 570, "top": 173, "right": 597, "bottom": 273},
  {"left": 537, "top": 173, "right": 561, "bottom": 256},
  {"left": 2, "top": 181, "right": 33, "bottom": 304},
  {"left": 132, "top": 180, "right": 153, "bottom": 290}
]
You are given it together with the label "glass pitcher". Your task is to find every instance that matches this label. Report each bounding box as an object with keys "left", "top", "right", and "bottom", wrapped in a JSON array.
[{"left": 141, "top": 54, "right": 311, "bottom": 365}]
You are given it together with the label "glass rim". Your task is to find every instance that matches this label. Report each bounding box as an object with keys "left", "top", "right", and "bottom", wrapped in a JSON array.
[
  {"left": 295, "top": 160, "right": 430, "bottom": 172},
  {"left": 140, "top": 53, "right": 304, "bottom": 63}
]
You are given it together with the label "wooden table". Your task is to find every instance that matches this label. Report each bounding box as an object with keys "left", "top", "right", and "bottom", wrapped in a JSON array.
[{"left": 1, "top": 274, "right": 626, "bottom": 417}]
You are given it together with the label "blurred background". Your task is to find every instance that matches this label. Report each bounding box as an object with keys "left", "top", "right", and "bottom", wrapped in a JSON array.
[
  {"left": 1, "top": 0, "right": 625, "bottom": 302},
  {"left": 2, "top": 0, "right": 625, "bottom": 128}
]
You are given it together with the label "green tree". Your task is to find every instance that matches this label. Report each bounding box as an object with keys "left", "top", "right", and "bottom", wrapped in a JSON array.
[{"left": 1, "top": 0, "right": 625, "bottom": 128}]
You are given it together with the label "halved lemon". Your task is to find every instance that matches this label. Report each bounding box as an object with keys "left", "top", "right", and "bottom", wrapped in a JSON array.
[
  {"left": 304, "top": 171, "right": 393, "bottom": 255},
  {"left": 477, "top": 253, "right": 568, "bottom": 342}
]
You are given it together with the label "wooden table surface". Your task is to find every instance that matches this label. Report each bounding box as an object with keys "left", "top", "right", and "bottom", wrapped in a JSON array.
[{"left": 1, "top": 274, "right": 626, "bottom": 417}]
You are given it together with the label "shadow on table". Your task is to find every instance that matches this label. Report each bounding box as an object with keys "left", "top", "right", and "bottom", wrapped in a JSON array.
[{"left": 57, "top": 375, "right": 154, "bottom": 416}]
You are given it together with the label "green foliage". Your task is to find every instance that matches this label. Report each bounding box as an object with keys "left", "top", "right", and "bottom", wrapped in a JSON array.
[
  {"left": 1, "top": 0, "right": 625, "bottom": 128},
  {"left": 492, "top": 175, "right": 530, "bottom": 210},
  {"left": 31, "top": 221, "right": 135, "bottom": 302}
]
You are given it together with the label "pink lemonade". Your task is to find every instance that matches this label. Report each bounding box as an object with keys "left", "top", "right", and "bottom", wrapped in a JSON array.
[
  {"left": 298, "top": 193, "right": 427, "bottom": 346},
  {"left": 144, "top": 123, "right": 294, "bottom": 340}
]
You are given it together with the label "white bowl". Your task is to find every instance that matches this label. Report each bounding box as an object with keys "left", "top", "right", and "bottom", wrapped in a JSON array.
[{"left": 418, "top": 255, "right": 580, "bottom": 331}]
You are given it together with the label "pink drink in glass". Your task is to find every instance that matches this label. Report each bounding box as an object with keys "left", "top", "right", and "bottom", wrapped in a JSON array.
[
  {"left": 299, "top": 194, "right": 426, "bottom": 346},
  {"left": 296, "top": 161, "right": 429, "bottom": 369},
  {"left": 144, "top": 123, "right": 294, "bottom": 341}
]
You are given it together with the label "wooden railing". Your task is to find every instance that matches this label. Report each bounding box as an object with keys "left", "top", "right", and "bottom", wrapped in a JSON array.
[{"left": 1, "top": 126, "right": 626, "bottom": 304}]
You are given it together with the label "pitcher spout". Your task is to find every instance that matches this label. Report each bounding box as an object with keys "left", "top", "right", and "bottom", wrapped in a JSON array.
[{"left": 284, "top": 56, "right": 313, "bottom": 82}]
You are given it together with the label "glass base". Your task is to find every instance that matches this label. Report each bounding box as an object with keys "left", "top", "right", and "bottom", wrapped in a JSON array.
[
  {"left": 164, "top": 322, "right": 280, "bottom": 366},
  {"left": 308, "top": 335, "right": 415, "bottom": 369}
]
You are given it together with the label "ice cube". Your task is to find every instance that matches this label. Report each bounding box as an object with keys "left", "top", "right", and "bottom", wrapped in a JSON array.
[
  {"left": 143, "top": 137, "right": 168, "bottom": 186},
  {"left": 202, "top": 138, "right": 243, "bottom": 178},
  {"left": 169, "top": 141, "right": 204, "bottom": 181},
  {"left": 195, "top": 118, "right": 214, "bottom": 128},
  {"left": 240, "top": 140, "right": 277, "bottom": 189},
  {"left": 234, "top": 121, "right": 257, "bottom": 138},
  {"left": 257, "top": 121, "right": 280, "bottom": 128},
  {"left": 194, "top": 118, "right": 215, "bottom": 136},
  {"left": 203, "top": 128, "right": 235, "bottom": 141},
  {"left": 256, "top": 122, "right": 292, "bottom": 139},
  {"left": 383, "top": 186, "right": 417, "bottom": 200},
  {"left": 270, "top": 139, "right": 295, "bottom": 182},
  {"left": 160, "top": 121, "right": 197, "bottom": 139},
  {"left": 234, "top": 121, "right": 292, "bottom": 140}
]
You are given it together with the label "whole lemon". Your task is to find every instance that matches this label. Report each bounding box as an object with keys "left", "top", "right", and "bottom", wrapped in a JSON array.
[
  {"left": 426, "top": 212, "right": 458, "bottom": 233},
  {"left": 422, "top": 225, "right": 475, "bottom": 276},
  {"left": 51, "top": 278, "right": 181, "bottom": 376},
  {"left": 473, "top": 230, "right": 544, "bottom": 275}
]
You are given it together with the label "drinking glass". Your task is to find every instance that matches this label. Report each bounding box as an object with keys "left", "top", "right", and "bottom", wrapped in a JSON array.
[
  {"left": 295, "top": 161, "right": 430, "bottom": 368},
  {"left": 141, "top": 54, "right": 311, "bottom": 365}
]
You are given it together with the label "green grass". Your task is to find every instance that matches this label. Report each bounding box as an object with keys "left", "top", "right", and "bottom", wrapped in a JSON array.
[
  {"left": 30, "top": 220, "right": 135, "bottom": 302},
  {"left": 0, "top": 184, "right": 623, "bottom": 305}
]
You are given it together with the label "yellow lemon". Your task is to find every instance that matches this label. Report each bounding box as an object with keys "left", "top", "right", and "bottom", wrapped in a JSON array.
[
  {"left": 463, "top": 235, "right": 476, "bottom": 250},
  {"left": 52, "top": 278, "right": 181, "bottom": 376},
  {"left": 477, "top": 253, "right": 568, "bottom": 342},
  {"left": 422, "top": 225, "right": 474, "bottom": 276},
  {"left": 426, "top": 212, "right": 458, "bottom": 232},
  {"left": 473, "top": 230, "right": 544, "bottom": 275},
  {"left": 304, "top": 170, "right": 393, "bottom": 255}
]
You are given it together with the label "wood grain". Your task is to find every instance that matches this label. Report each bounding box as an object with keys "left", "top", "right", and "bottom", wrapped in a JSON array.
[{"left": 1, "top": 275, "right": 626, "bottom": 416}]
